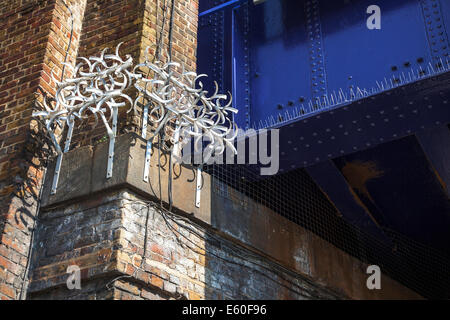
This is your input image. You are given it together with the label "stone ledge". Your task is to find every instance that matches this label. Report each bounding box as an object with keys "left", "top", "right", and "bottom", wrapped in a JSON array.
[{"left": 41, "top": 133, "right": 212, "bottom": 223}]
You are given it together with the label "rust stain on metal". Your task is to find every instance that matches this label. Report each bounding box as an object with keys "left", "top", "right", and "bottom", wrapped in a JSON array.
[
  {"left": 341, "top": 160, "right": 384, "bottom": 203},
  {"left": 341, "top": 160, "right": 384, "bottom": 227},
  {"left": 431, "top": 166, "right": 448, "bottom": 195}
]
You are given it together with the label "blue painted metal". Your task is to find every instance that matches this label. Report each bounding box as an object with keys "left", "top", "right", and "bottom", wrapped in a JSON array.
[
  {"left": 197, "top": 0, "right": 450, "bottom": 255},
  {"left": 232, "top": 2, "right": 251, "bottom": 129},
  {"left": 198, "top": 0, "right": 230, "bottom": 101},
  {"left": 198, "top": 0, "right": 449, "bottom": 130},
  {"left": 322, "top": 0, "right": 433, "bottom": 99},
  {"left": 244, "top": 0, "right": 313, "bottom": 126}
]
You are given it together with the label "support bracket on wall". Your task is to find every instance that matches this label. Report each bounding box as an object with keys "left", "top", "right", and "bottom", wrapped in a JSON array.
[
  {"left": 195, "top": 165, "right": 203, "bottom": 208},
  {"left": 106, "top": 107, "right": 118, "bottom": 179}
]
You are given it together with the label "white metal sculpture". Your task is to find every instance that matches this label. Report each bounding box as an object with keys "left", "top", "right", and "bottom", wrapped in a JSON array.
[
  {"left": 33, "top": 43, "right": 239, "bottom": 205},
  {"left": 134, "top": 47, "right": 238, "bottom": 182}
]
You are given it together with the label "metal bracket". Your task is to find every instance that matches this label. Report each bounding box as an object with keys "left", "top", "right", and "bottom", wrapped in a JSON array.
[
  {"left": 51, "top": 118, "right": 74, "bottom": 195},
  {"left": 106, "top": 107, "right": 118, "bottom": 179},
  {"left": 195, "top": 165, "right": 203, "bottom": 208},
  {"left": 171, "top": 125, "right": 181, "bottom": 164},
  {"left": 420, "top": 0, "right": 450, "bottom": 62},
  {"left": 305, "top": 0, "right": 328, "bottom": 100},
  {"left": 143, "top": 139, "right": 152, "bottom": 182}
]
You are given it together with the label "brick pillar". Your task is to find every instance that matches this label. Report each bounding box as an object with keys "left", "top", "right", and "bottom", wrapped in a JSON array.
[
  {"left": 0, "top": 0, "right": 86, "bottom": 300},
  {"left": 71, "top": 0, "right": 199, "bottom": 147}
]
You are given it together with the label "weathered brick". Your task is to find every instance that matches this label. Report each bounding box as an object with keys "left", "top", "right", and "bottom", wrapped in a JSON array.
[{"left": 150, "top": 275, "right": 164, "bottom": 290}]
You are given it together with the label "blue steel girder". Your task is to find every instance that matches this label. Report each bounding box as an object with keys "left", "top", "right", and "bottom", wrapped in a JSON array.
[
  {"left": 197, "top": 0, "right": 450, "bottom": 174},
  {"left": 198, "top": 0, "right": 450, "bottom": 131},
  {"left": 199, "top": 0, "right": 247, "bottom": 17}
]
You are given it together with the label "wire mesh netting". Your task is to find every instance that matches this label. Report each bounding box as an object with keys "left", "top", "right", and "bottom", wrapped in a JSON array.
[{"left": 205, "top": 163, "right": 450, "bottom": 299}]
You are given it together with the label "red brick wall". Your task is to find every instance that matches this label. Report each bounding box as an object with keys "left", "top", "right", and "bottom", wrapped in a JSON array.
[
  {"left": 71, "top": 0, "right": 147, "bottom": 147},
  {"left": 0, "top": 0, "right": 86, "bottom": 300}
]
